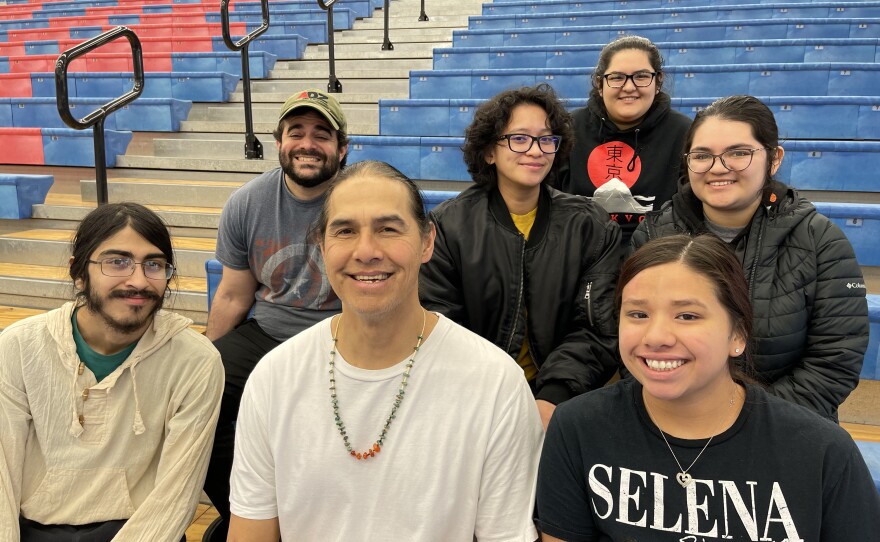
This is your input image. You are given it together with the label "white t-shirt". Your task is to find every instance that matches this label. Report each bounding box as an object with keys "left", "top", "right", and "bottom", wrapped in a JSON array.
[{"left": 230, "top": 314, "right": 543, "bottom": 541}]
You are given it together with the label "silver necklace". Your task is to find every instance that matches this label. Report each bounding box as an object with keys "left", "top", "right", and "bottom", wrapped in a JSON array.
[
  {"left": 328, "top": 309, "right": 427, "bottom": 461},
  {"left": 649, "top": 388, "right": 737, "bottom": 488}
]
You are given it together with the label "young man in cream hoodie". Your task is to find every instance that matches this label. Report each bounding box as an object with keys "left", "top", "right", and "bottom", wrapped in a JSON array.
[{"left": 0, "top": 203, "right": 223, "bottom": 541}]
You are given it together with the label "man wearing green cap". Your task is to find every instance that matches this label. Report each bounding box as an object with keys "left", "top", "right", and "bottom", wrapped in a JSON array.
[{"left": 202, "top": 89, "right": 349, "bottom": 537}]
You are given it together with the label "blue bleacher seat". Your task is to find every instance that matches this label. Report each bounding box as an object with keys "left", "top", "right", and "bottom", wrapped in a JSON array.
[
  {"left": 41, "top": 127, "right": 132, "bottom": 167},
  {"left": 348, "top": 136, "right": 423, "bottom": 180},
  {"left": 784, "top": 141, "right": 880, "bottom": 191},
  {"left": 433, "top": 39, "right": 880, "bottom": 71},
  {"left": 0, "top": 174, "right": 53, "bottom": 219},
  {"left": 380, "top": 96, "right": 880, "bottom": 140},
  {"left": 452, "top": 19, "right": 880, "bottom": 48},
  {"left": 26, "top": 71, "right": 239, "bottom": 101},
  {"left": 813, "top": 202, "right": 880, "bottom": 268},
  {"left": 0, "top": 97, "right": 192, "bottom": 131},
  {"left": 410, "top": 64, "right": 880, "bottom": 101},
  {"left": 420, "top": 137, "right": 469, "bottom": 181}
]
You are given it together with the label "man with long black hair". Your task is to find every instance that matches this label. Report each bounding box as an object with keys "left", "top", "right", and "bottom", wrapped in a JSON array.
[{"left": 0, "top": 203, "right": 223, "bottom": 541}]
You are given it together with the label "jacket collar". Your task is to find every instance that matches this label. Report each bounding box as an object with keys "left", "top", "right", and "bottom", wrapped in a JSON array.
[{"left": 487, "top": 183, "right": 552, "bottom": 247}]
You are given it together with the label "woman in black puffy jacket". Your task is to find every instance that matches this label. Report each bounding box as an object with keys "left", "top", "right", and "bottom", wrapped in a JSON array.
[{"left": 632, "top": 95, "right": 869, "bottom": 420}]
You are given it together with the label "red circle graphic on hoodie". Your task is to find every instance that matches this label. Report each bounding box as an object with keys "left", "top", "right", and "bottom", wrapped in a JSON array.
[{"left": 587, "top": 141, "right": 641, "bottom": 189}]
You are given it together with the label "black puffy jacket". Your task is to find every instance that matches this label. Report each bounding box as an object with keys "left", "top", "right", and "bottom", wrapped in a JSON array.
[
  {"left": 632, "top": 181, "right": 868, "bottom": 420},
  {"left": 419, "top": 184, "right": 622, "bottom": 404}
]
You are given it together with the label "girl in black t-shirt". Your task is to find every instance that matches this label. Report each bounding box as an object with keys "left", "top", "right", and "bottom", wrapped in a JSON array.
[{"left": 537, "top": 234, "right": 880, "bottom": 541}]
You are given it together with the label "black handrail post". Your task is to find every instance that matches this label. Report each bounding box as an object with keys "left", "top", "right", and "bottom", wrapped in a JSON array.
[
  {"left": 382, "top": 0, "right": 393, "bottom": 50},
  {"left": 419, "top": 0, "right": 429, "bottom": 21},
  {"left": 55, "top": 26, "right": 144, "bottom": 206},
  {"left": 93, "top": 120, "right": 108, "bottom": 205},
  {"left": 317, "top": 0, "right": 342, "bottom": 93},
  {"left": 221, "top": 0, "right": 269, "bottom": 159},
  {"left": 240, "top": 41, "right": 262, "bottom": 159}
]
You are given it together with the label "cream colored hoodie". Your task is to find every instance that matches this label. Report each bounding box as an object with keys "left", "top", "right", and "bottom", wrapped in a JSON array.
[{"left": 0, "top": 302, "right": 223, "bottom": 541}]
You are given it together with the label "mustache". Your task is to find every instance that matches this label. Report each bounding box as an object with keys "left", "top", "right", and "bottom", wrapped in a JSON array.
[{"left": 109, "top": 289, "right": 161, "bottom": 301}]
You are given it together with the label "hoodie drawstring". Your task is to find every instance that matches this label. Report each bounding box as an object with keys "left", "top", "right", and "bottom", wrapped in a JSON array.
[
  {"left": 627, "top": 128, "right": 641, "bottom": 172},
  {"left": 68, "top": 360, "right": 84, "bottom": 438},
  {"left": 130, "top": 362, "right": 145, "bottom": 435}
]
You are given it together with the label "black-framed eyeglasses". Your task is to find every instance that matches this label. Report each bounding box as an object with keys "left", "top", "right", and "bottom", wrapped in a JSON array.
[
  {"left": 498, "top": 133, "right": 562, "bottom": 154},
  {"left": 684, "top": 148, "right": 771, "bottom": 173},
  {"left": 602, "top": 71, "right": 657, "bottom": 88},
  {"left": 88, "top": 257, "right": 175, "bottom": 280}
]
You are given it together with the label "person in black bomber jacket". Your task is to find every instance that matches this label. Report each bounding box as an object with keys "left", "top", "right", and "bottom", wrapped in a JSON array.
[
  {"left": 557, "top": 36, "right": 691, "bottom": 244},
  {"left": 420, "top": 84, "right": 622, "bottom": 430},
  {"left": 632, "top": 95, "right": 868, "bottom": 421}
]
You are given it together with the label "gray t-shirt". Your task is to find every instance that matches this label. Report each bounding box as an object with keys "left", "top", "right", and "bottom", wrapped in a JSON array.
[
  {"left": 215, "top": 167, "right": 340, "bottom": 341},
  {"left": 704, "top": 218, "right": 744, "bottom": 244}
]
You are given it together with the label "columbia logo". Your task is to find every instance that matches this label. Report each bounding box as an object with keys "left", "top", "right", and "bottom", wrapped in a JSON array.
[{"left": 846, "top": 282, "right": 866, "bottom": 289}]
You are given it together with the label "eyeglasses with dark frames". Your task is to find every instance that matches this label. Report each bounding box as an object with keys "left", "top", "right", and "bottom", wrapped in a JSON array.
[
  {"left": 498, "top": 134, "right": 562, "bottom": 154},
  {"left": 602, "top": 71, "right": 657, "bottom": 89},
  {"left": 684, "top": 148, "right": 772, "bottom": 174},
  {"left": 88, "top": 257, "right": 175, "bottom": 280}
]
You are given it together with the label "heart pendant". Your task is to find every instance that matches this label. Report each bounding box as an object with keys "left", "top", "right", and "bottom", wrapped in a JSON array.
[{"left": 676, "top": 472, "right": 693, "bottom": 488}]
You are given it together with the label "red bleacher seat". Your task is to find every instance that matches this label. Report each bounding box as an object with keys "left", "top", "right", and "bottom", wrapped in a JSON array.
[
  {"left": 0, "top": 74, "right": 33, "bottom": 98},
  {"left": 0, "top": 128, "right": 43, "bottom": 165}
]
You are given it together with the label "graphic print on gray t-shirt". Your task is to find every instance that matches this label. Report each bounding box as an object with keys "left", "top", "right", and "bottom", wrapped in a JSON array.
[{"left": 216, "top": 167, "right": 341, "bottom": 341}]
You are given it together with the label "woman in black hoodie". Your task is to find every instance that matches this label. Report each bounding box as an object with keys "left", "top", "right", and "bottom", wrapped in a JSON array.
[{"left": 559, "top": 35, "right": 691, "bottom": 242}]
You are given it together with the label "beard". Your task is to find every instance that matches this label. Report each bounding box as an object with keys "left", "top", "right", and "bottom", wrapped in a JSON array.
[
  {"left": 84, "top": 286, "right": 164, "bottom": 335},
  {"left": 279, "top": 148, "right": 341, "bottom": 189}
]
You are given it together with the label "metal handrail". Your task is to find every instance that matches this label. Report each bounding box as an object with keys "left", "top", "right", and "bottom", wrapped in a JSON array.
[
  {"left": 221, "top": 0, "right": 270, "bottom": 159},
  {"left": 382, "top": 0, "right": 393, "bottom": 50},
  {"left": 55, "top": 26, "right": 144, "bottom": 206},
  {"left": 317, "top": 0, "right": 342, "bottom": 92}
]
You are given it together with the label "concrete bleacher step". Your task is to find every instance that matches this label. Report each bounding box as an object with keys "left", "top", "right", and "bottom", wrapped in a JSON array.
[
  {"left": 354, "top": 15, "right": 470, "bottom": 29},
  {"left": 115, "top": 154, "right": 275, "bottom": 174},
  {"left": 76, "top": 178, "right": 242, "bottom": 208},
  {"left": 33, "top": 192, "right": 223, "bottom": 229},
  {"left": 277, "top": 58, "right": 433, "bottom": 71},
  {"left": 188, "top": 102, "right": 379, "bottom": 123},
  {"left": 303, "top": 42, "right": 448, "bottom": 58},
  {"left": 227, "top": 90, "right": 407, "bottom": 104},
  {"left": 246, "top": 77, "right": 409, "bottom": 95},
  {"left": 338, "top": 26, "right": 463, "bottom": 39},
  {"left": 270, "top": 67, "right": 416, "bottom": 78}
]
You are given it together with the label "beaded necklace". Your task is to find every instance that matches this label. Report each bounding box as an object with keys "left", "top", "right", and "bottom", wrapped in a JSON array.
[{"left": 328, "top": 309, "right": 427, "bottom": 460}]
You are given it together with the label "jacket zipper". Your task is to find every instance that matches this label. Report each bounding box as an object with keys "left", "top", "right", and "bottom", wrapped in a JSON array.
[
  {"left": 584, "top": 281, "right": 594, "bottom": 327},
  {"left": 505, "top": 235, "right": 527, "bottom": 356},
  {"left": 746, "top": 212, "right": 767, "bottom": 298}
]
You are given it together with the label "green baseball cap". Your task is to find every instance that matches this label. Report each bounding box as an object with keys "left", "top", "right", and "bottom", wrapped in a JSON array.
[{"left": 278, "top": 89, "right": 347, "bottom": 133}]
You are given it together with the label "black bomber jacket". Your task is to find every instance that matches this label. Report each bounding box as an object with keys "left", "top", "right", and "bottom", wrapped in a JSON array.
[{"left": 419, "top": 183, "right": 622, "bottom": 404}]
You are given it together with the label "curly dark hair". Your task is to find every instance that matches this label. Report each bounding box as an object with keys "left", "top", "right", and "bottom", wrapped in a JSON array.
[{"left": 462, "top": 84, "right": 574, "bottom": 187}]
